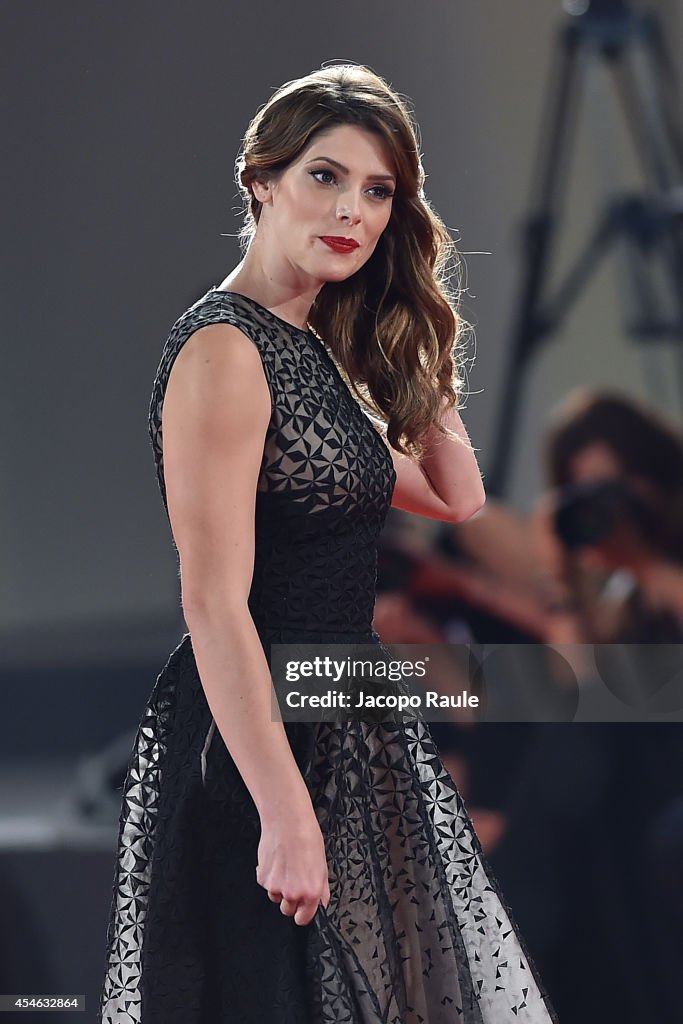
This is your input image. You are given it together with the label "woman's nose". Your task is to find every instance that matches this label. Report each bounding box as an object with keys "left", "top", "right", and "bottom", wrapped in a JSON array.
[{"left": 336, "top": 195, "right": 362, "bottom": 224}]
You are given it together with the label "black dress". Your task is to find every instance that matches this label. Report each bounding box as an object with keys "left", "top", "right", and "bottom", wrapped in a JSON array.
[{"left": 99, "top": 287, "right": 559, "bottom": 1023}]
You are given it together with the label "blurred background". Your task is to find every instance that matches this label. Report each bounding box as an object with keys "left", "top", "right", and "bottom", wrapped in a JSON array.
[{"left": 2, "top": 0, "right": 683, "bottom": 1020}]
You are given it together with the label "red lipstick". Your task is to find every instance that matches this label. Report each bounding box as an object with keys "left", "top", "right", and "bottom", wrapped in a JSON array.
[{"left": 319, "top": 236, "right": 360, "bottom": 253}]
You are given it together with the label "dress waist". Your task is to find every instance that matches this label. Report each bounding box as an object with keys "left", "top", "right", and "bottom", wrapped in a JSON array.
[{"left": 255, "top": 624, "right": 380, "bottom": 645}]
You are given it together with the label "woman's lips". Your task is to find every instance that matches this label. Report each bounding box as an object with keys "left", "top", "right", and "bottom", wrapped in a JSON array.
[{"left": 319, "top": 236, "right": 359, "bottom": 253}]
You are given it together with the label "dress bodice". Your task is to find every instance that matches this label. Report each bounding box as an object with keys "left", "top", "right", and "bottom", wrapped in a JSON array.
[{"left": 148, "top": 287, "right": 397, "bottom": 635}]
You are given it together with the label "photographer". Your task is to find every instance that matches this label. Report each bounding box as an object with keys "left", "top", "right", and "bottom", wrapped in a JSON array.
[
  {"left": 531, "top": 388, "right": 683, "bottom": 644},
  {"left": 484, "top": 389, "right": 683, "bottom": 1022}
]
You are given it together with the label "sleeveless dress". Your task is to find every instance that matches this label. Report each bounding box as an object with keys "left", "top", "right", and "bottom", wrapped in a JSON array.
[{"left": 99, "top": 287, "right": 559, "bottom": 1024}]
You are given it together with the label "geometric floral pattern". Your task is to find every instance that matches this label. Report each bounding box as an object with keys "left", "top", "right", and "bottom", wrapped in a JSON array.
[
  {"left": 99, "top": 288, "right": 558, "bottom": 1022},
  {"left": 306, "top": 713, "right": 560, "bottom": 1022}
]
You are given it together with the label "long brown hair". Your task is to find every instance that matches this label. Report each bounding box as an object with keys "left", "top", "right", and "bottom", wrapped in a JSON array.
[
  {"left": 545, "top": 388, "right": 683, "bottom": 494},
  {"left": 234, "top": 63, "right": 471, "bottom": 458}
]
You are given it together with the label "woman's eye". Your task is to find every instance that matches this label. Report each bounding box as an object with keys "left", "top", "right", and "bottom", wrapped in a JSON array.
[
  {"left": 310, "top": 169, "right": 394, "bottom": 200},
  {"left": 369, "top": 185, "right": 395, "bottom": 200},
  {"left": 310, "top": 169, "right": 336, "bottom": 185}
]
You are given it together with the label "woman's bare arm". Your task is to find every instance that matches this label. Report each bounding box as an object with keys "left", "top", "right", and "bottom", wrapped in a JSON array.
[
  {"left": 375, "top": 400, "right": 486, "bottom": 523},
  {"left": 162, "top": 323, "right": 313, "bottom": 822}
]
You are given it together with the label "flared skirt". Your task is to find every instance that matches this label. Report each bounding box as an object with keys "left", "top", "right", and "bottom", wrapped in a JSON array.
[{"left": 99, "top": 630, "right": 558, "bottom": 1023}]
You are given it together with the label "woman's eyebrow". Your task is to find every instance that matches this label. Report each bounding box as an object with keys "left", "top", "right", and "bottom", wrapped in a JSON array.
[{"left": 305, "top": 155, "right": 396, "bottom": 183}]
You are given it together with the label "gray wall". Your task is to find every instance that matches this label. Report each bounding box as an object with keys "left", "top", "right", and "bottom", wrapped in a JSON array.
[{"left": 3, "top": 0, "right": 682, "bottom": 665}]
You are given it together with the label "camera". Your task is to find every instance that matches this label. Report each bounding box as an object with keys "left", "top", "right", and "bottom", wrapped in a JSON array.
[{"left": 553, "top": 477, "right": 655, "bottom": 550}]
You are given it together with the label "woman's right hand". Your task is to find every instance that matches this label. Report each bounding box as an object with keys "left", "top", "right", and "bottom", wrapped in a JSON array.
[{"left": 256, "top": 807, "right": 331, "bottom": 926}]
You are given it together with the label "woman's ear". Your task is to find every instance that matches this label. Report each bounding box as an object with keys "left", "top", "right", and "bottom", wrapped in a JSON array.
[{"left": 251, "top": 175, "right": 274, "bottom": 205}]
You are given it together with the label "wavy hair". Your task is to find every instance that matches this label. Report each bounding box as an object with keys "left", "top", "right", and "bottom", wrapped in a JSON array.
[{"left": 234, "top": 63, "right": 470, "bottom": 458}]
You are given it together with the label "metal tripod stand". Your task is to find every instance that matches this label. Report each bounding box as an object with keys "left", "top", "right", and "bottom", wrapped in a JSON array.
[{"left": 486, "top": 0, "right": 683, "bottom": 498}]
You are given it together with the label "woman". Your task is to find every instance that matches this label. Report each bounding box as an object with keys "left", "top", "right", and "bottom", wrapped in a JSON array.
[
  {"left": 100, "top": 63, "right": 558, "bottom": 1023},
  {"left": 531, "top": 388, "right": 683, "bottom": 643},
  {"left": 485, "top": 390, "right": 683, "bottom": 1022}
]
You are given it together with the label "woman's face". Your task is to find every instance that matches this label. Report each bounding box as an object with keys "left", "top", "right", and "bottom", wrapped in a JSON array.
[
  {"left": 567, "top": 441, "right": 622, "bottom": 485},
  {"left": 253, "top": 123, "right": 396, "bottom": 287}
]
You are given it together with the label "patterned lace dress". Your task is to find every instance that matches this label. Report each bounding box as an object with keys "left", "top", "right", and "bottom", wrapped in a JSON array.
[{"left": 99, "top": 287, "right": 559, "bottom": 1023}]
